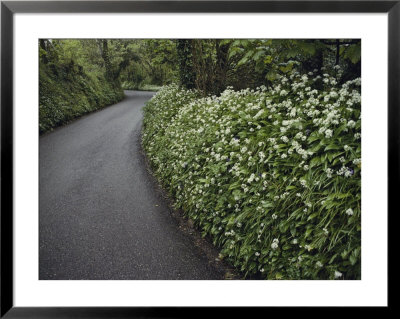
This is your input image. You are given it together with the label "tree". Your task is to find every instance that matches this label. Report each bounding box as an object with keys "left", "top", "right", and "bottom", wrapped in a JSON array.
[{"left": 177, "top": 39, "right": 196, "bottom": 90}]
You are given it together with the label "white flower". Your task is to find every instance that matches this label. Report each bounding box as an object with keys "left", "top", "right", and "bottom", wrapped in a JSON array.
[
  {"left": 334, "top": 270, "right": 343, "bottom": 279},
  {"left": 330, "top": 91, "right": 338, "bottom": 99},
  {"left": 344, "top": 169, "right": 353, "bottom": 178},
  {"left": 271, "top": 242, "right": 279, "bottom": 250},
  {"left": 347, "top": 120, "right": 356, "bottom": 128},
  {"left": 345, "top": 208, "right": 354, "bottom": 216},
  {"left": 255, "top": 252, "right": 260, "bottom": 256},
  {"left": 325, "top": 129, "right": 333, "bottom": 138},
  {"left": 272, "top": 214, "right": 277, "bottom": 220},
  {"left": 247, "top": 173, "right": 255, "bottom": 183},
  {"left": 260, "top": 268, "right": 265, "bottom": 273},
  {"left": 316, "top": 261, "right": 323, "bottom": 268},
  {"left": 325, "top": 168, "right": 333, "bottom": 178}
]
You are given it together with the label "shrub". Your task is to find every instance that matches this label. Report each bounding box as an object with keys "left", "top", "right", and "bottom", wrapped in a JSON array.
[{"left": 142, "top": 69, "right": 361, "bottom": 280}]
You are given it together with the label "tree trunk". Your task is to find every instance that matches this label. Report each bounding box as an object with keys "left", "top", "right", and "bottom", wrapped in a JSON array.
[
  {"left": 215, "top": 40, "right": 230, "bottom": 95},
  {"left": 176, "top": 39, "right": 196, "bottom": 90},
  {"left": 98, "top": 39, "right": 113, "bottom": 81},
  {"left": 335, "top": 40, "right": 340, "bottom": 65}
]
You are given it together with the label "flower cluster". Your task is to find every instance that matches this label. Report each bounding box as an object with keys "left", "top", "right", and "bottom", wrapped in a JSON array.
[{"left": 142, "top": 69, "right": 361, "bottom": 280}]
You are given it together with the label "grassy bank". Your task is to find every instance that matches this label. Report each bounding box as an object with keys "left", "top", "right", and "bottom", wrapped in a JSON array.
[
  {"left": 39, "top": 60, "right": 124, "bottom": 134},
  {"left": 142, "top": 71, "right": 361, "bottom": 280}
]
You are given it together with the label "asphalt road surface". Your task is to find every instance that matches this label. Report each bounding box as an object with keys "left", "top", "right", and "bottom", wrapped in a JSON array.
[{"left": 39, "top": 91, "right": 224, "bottom": 280}]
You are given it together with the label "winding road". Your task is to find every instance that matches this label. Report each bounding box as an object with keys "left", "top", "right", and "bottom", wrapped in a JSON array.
[{"left": 39, "top": 91, "right": 224, "bottom": 280}]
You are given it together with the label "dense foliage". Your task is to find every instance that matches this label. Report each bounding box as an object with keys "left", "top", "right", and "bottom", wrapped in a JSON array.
[
  {"left": 39, "top": 38, "right": 361, "bottom": 133},
  {"left": 142, "top": 68, "right": 361, "bottom": 280},
  {"left": 39, "top": 40, "right": 124, "bottom": 133},
  {"left": 39, "top": 39, "right": 178, "bottom": 133},
  {"left": 39, "top": 38, "right": 362, "bottom": 280},
  {"left": 120, "top": 39, "right": 178, "bottom": 90},
  {"left": 176, "top": 39, "right": 361, "bottom": 96}
]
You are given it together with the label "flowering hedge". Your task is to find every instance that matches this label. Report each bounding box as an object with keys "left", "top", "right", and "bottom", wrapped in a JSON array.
[{"left": 142, "top": 70, "right": 361, "bottom": 280}]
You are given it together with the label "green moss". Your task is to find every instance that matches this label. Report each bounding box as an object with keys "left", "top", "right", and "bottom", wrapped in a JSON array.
[{"left": 39, "top": 61, "right": 124, "bottom": 134}]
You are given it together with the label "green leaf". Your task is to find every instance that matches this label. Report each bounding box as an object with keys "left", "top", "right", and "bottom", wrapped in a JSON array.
[
  {"left": 266, "top": 70, "right": 277, "bottom": 81},
  {"left": 349, "top": 254, "right": 357, "bottom": 265},
  {"left": 344, "top": 43, "right": 361, "bottom": 64},
  {"left": 286, "top": 49, "right": 299, "bottom": 58},
  {"left": 305, "top": 228, "right": 313, "bottom": 238},
  {"left": 307, "top": 212, "right": 318, "bottom": 221},
  {"left": 329, "top": 254, "right": 338, "bottom": 264},
  {"left": 275, "top": 272, "right": 283, "bottom": 279},
  {"left": 309, "top": 156, "right": 321, "bottom": 168},
  {"left": 324, "top": 144, "right": 340, "bottom": 151},
  {"left": 252, "top": 50, "right": 265, "bottom": 61},
  {"left": 237, "top": 50, "right": 255, "bottom": 66},
  {"left": 298, "top": 41, "right": 316, "bottom": 55},
  {"left": 279, "top": 222, "right": 289, "bottom": 233},
  {"left": 279, "top": 63, "right": 294, "bottom": 73},
  {"left": 261, "top": 201, "right": 274, "bottom": 208},
  {"left": 264, "top": 55, "right": 273, "bottom": 64}
]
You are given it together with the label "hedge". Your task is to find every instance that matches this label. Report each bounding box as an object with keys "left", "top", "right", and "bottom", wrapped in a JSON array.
[{"left": 142, "top": 69, "right": 361, "bottom": 280}]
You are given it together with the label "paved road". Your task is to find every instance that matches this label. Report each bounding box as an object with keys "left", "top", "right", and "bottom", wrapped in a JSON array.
[{"left": 39, "top": 91, "right": 224, "bottom": 280}]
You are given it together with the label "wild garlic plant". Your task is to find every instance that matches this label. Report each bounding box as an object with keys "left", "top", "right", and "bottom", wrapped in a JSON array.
[{"left": 142, "top": 68, "right": 361, "bottom": 280}]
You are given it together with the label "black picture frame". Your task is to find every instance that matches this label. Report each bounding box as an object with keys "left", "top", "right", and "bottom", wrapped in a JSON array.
[{"left": 1, "top": 0, "right": 395, "bottom": 317}]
